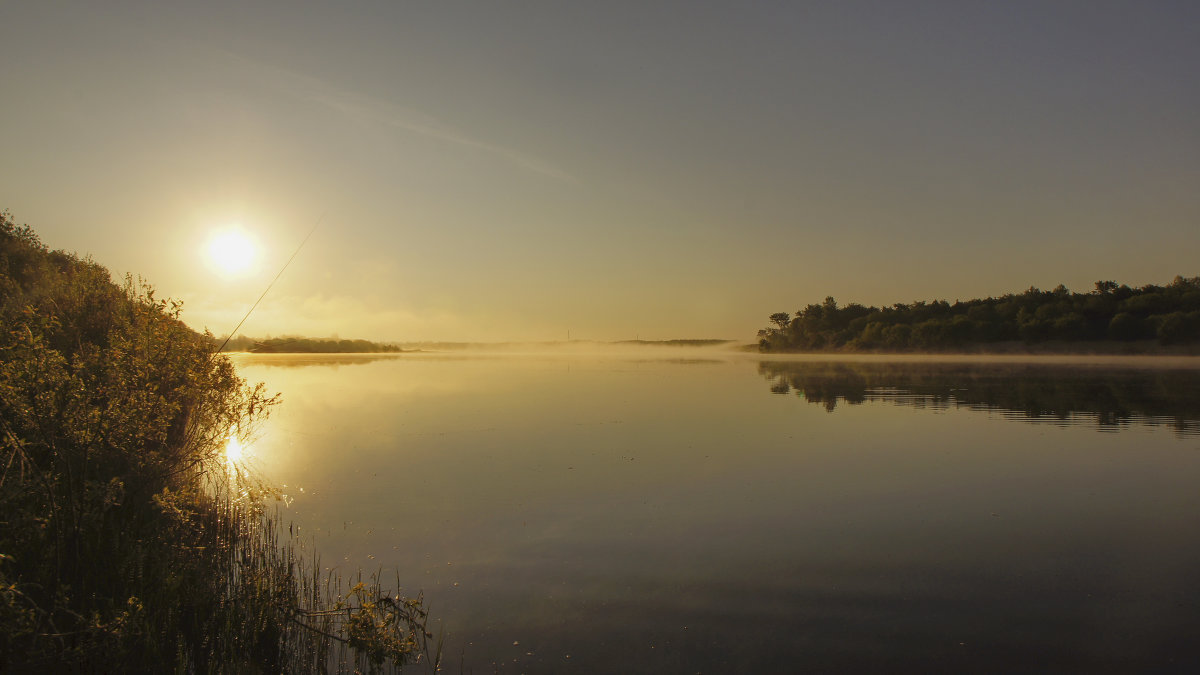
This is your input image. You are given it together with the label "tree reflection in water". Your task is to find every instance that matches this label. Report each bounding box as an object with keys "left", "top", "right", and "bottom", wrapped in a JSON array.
[{"left": 758, "top": 360, "right": 1200, "bottom": 435}]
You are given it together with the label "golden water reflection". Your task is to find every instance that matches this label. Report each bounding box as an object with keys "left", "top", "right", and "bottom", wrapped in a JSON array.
[
  {"left": 224, "top": 435, "right": 245, "bottom": 465},
  {"left": 229, "top": 353, "right": 1200, "bottom": 673}
]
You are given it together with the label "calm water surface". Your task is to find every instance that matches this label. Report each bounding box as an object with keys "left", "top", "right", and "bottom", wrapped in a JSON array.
[{"left": 232, "top": 352, "right": 1200, "bottom": 673}]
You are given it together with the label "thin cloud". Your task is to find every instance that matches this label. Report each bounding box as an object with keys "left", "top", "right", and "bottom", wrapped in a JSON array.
[{"left": 210, "top": 46, "right": 575, "bottom": 183}]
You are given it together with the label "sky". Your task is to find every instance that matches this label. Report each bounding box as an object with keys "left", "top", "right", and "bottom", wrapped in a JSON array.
[{"left": 2, "top": 1, "right": 1197, "bottom": 342}]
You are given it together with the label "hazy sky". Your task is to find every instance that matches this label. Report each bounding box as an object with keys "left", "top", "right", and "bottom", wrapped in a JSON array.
[{"left": 2, "top": 1, "right": 1197, "bottom": 342}]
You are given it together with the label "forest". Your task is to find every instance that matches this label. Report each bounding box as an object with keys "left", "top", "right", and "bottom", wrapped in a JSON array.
[{"left": 758, "top": 278, "right": 1200, "bottom": 352}]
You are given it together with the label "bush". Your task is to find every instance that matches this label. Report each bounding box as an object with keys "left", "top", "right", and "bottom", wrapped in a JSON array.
[
  {"left": 1108, "top": 312, "right": 1144, "bottom": 341},
  {"left": 0, "top": 212, "right": 434, "bottom": 672},
  {"left": 1156, "top": 312, "right": 1200, "bottom": 345}
]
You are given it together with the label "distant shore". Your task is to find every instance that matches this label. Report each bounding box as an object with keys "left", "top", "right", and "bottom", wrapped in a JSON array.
[
  {"left": 746, "top": 339, "right": 1200, "bottom": 357},
  {"left": 223, "top": 338, "right": 738, "bottom": 354},
  {"left": 757, "top": 279, "right": 1200, "bottom": 353}
]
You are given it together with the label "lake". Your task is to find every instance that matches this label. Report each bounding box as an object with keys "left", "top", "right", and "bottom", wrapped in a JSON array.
[{"left": 231, "top": 351, "right": 1200, "bottom": 673}]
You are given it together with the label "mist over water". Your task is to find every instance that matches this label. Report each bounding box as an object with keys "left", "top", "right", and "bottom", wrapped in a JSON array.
[{"left": 233, "top": 352, "right": 1200, "bottom": 672}]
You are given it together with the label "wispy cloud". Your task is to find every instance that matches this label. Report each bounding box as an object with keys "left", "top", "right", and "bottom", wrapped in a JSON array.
[{"left": 211, "top": 46, "right": 575, "bottom": 183}]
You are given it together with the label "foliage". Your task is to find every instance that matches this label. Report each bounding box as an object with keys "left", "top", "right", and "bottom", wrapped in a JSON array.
[
  {"left": 758, "top": 278, "right": 1200, "bottom": 352},
  {"left": 0, "top": 211, "right": 434, "bottom": 672}
]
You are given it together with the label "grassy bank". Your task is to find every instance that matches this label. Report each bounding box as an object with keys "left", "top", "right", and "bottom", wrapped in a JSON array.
[{"left": 0, "top": 212, "right": 434, "bottom": 672}]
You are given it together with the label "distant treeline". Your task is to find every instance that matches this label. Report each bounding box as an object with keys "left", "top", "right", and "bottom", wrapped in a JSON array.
[
  {"left": 356, "top": 339, "right": 733, "bottom": 351},
  {"left": 612, "top": 339, "right": 733, "bottom": 347},
  {"left": 759, "top": 277, "right": 1200, "bottom": 352},
  {"left": 217, "top": 335, "right": 403, "bottom": 353}
]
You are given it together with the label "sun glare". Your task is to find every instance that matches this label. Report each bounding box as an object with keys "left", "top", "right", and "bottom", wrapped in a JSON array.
[
  {"left": 225, "top": 435, "right": 245, "bottom": 465},
  {"left": 206, "top": 228, "right": 257, "bottom": 277}
]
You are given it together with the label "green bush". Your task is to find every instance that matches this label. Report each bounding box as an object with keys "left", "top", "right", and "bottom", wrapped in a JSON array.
[
  {"left": 0, "top": 211, "right": 434, "bottom": 672},
  {"left": 1108, "top": 312, "right": 1144, "bottom": 341}
]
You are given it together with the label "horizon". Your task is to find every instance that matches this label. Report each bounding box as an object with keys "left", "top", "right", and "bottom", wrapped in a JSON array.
[{"left": 2, "top": 2, "right": 1197, "bottom": 342}]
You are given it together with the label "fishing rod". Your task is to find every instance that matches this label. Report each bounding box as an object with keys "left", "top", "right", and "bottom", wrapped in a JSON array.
[{"left": 215, "top": 214, "right": 324, "bottom": 353}]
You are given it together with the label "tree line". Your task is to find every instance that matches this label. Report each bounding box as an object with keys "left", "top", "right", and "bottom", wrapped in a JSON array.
[
  {"left": 217, "top": 335, "right": 404, "bottom": 353},
  {"left": 758, "top": 277, "right": 1200, "bottom": 351}
]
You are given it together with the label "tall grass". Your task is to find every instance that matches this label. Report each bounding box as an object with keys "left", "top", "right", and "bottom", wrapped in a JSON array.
[{"left": 147, "top": 472, "right": 440, "bottom": 673}]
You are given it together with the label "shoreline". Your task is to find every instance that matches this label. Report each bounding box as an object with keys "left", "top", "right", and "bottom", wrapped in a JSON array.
[{"left": 749, "top": 339, "right": 1200, "bottom": 357}]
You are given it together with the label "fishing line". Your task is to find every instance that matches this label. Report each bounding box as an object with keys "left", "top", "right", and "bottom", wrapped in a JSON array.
[{"left": 216, "top": 213, "right": 324, "bottom": 353}]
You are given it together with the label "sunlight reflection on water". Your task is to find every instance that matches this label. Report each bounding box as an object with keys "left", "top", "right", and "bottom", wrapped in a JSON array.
[{"left": 224, "top": 435, "right": 245, "bottom": 466}]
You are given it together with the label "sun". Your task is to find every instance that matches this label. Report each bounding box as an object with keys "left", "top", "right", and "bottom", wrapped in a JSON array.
[{"left": 206, "top": 227, "right": 258, "bottom": 277}]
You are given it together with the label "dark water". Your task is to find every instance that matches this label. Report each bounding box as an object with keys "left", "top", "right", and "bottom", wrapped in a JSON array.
[{"left": 233, "top": 353, "right": 1200, "bottom": 673}]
